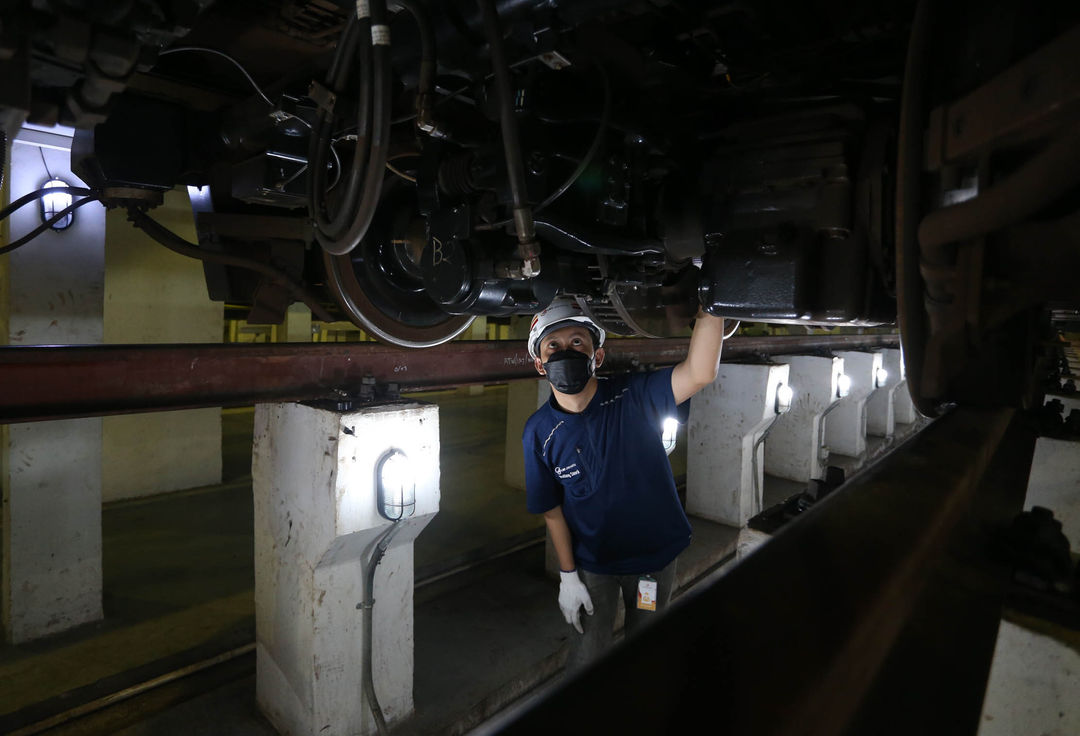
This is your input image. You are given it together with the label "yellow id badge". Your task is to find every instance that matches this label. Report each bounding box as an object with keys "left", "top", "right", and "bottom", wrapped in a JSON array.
[{"left": 636, "top": 575, "right": 657, "bottom": 611}]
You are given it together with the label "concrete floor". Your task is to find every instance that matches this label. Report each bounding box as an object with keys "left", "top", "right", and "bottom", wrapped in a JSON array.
[{"left": 0, "top": 385, "right": 730, "bottom": 735}]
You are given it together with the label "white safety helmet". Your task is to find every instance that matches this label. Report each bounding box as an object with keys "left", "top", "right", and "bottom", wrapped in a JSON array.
[{"left": 528, "top": 297, "right": 606, "bottom": 360}]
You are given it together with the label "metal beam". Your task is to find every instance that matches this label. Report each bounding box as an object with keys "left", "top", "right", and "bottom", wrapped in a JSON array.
[
  {"left": 481, "top": 406, "right": 1032, "bottom": 736},
  {"left": 0, "top": 334, "right": 898, "bottom": 423}
]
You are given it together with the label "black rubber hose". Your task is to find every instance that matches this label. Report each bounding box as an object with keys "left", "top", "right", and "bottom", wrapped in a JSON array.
[
  {"left": 0, "top": 185, "right": 96, "bottom": 222},
  {"left": 532, "top": 214, "right": 664, "bottom": 256},
  {"left": 326, "top": 15, "right": 360, "bottom": 87},
  {"left": 394, "top": 0, "right": 437, "bottom": 129},
  {"left": 310, "top": 16, "right": 372, "bottom": 237},
  {"left": 306, "top": 16, "right": 357, "bottom": 220},
  {"left": 317, "top": 0, "right": 394, "bottom": 256},
  {"left": 314, "top": 16, "right": 376, "bottom": 240},
  {"left": 475, "top": 64, "right": 611, "bottom": 231},
  {"left": 476, "top": 0, "right": 534, "bottom": 245},
  {"left": 127, "top": 208, "right": 336, "bottom": 323},
  {"left": 0, "top": 195, "right": 102, "bottom": 255}
]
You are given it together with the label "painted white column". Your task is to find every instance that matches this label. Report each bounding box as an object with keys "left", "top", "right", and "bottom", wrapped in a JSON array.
[
  {"left": 824, "top": 350, "right": 883, "bottom": 458},
  {"left": 253, "top": 401, "right": 439, "bottom": 736},
  {"left": 764, "top": 355, "right": 845, "bottom": 483},
  {"left": 2, "top": 124, "right": 106, "bottom": 643},
  {"left": 686, "top": 362, "right": 791, "bottom": 527},
  {"left": 866, "top": 348, "right": 904, "bottom": 438}
]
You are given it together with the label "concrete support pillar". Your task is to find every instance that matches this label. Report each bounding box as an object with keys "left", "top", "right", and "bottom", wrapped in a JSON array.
[
  {"left": 504, "top": 381, "right": 552, "bottom": 492},
  {"left": 894, "top": 372, "right": 919, "bottom": 425},
  {"left": 866, "top": 348, "right": 905, "bottom": 438},
  {"left": 466, "top": 317, "right": 488, "bottom": 396},
  {"left": 283, "top": 303, "right": 313, "bottom": 342},
  {"left": 686, "top": 362, "right": 791, "bottom": 527},
  {"left": 824, "top": 350, "right": 883, "bottom": 458},
  {"left": 763, "top": 355, "right": 844, "bottom": 483},
  {"left": 505, "top": 378, "right": 559, "bottom": 577},
  {"left": 503, "top": 315, "right": 547, "bottom": 492},
  {"left": 253, "top": 401, "right": 439, "bottom": 736},
  {"left": 2, "top": 124, "right": 106, "bottom": 643},
  {"left": 1023, "top": 435, "right": 1079, "bottom": 555},
  {"left": 102, "top": 189, "right": 223, "bottom": 501}
]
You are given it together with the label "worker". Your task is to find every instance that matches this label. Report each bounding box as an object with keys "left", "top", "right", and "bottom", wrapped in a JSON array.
[{"left": 523, "top": 296, "right": 726, "bottom": 670}]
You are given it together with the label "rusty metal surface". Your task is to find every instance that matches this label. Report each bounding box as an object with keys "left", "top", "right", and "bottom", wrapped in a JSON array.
[
  {"left": 924, "top": 24, "right": 1080, "bottom": 170},
  {"left": 485, "top": 407, "right": 1024, "bottom": 736},
  {"left": 0, "top": 334, "right": 898, "bottom": 423}
]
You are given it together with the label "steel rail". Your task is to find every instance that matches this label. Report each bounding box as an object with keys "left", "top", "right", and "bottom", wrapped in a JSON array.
[{"left": 0, "top": 334, "right": 898, "bottom": 423}]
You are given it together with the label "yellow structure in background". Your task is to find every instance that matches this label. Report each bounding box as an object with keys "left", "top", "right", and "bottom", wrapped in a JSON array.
[{"left": 224, "top": 312, "right": 514, "bottom": 343}]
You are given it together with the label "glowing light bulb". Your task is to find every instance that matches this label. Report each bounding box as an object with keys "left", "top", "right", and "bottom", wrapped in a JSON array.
[
  {"left": 775, "top": 383, "right": 794, "bottom": 414},
  {"left": 661, "top": 416, "right": 679, "bottom": 455},
  {"left": 837, "top": 373, "right": 852, "bottom": 398}
]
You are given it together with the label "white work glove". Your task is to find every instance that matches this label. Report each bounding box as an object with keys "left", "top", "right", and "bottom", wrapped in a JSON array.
[{"left": 558, "top": 569, "right": 594, "bottom": 634}]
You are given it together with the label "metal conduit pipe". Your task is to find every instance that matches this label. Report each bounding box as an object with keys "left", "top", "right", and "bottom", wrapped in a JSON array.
[
  {"left": 360, "top": 520, "right": 406, "bottom": 736},
  {"left": 392, "top": 0, "right": 438, "bottom": 134},
  {"left": 751, "top": 413, "right": 784, "bottom": 515}
]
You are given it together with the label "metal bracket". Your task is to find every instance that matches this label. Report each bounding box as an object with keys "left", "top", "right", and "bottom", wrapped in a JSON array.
[{"left": 307, "top": 80, "right": 337, "bottom": 115}]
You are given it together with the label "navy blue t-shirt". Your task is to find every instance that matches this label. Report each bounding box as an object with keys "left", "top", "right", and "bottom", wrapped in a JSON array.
[{"left": 523, "top": 367, "right": 692, "bottom": 575}]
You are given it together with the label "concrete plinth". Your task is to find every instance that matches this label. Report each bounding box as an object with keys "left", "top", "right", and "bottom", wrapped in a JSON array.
[
  {"left": 1023, "top": 436, "right": 1080, "bottom": 554},
  {"left": 866, "top": 348, "right": 904, "bottom": 438},
  {"left": 894, "top": 382, "right": 919, "bottom": 425},
  {"left": 977, "top": 620, "right": 1080, "bottom": 736},
  {"left": 687, "top": 362, "right": 791, "bottom": 527},
  {"left": 824, "top": 350, "right": 883, "bottom": 458},
  {"left": 2, "top": 124, "right": 106, "bottom": 643},
  {"left": 763, "top": 355, "right": 844, "bottom": 483},
  {"left": 252, "top": 401, "right": 439, "bottom": 736}
]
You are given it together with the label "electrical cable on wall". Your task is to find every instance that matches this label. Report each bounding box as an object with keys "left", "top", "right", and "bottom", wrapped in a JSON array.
[
  {"left": 126, "top": 207, "right": 335, "bottom": 323},
  {"left": 359, "top": 520, "right": 405, "bottom": 736}
]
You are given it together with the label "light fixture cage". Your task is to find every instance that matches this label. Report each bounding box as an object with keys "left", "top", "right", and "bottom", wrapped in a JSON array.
[
  {"left": 375, "top": 448, "right": 416, "bottom": 521},
  {"left": 40, "top": 178, "right": 74, "bottom": 230}
]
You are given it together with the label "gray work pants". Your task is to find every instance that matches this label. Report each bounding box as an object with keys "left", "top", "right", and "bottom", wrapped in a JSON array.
[{"left": 565, "top": 558, "right": 678, "bottom": 672}]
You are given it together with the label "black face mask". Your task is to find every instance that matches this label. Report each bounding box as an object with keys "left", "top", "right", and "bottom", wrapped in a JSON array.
[{"left": 543, "top": 349, "right": 595, "bottom": 395}]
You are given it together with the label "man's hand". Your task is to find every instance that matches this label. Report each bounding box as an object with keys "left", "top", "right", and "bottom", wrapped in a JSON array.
[{"left": 558, "top": 570, "right": 594, "bottom": 634}]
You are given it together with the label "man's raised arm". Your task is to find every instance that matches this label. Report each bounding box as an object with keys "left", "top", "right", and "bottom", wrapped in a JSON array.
[{"left": 671, "top": 313, "right": 726, "bottom": 405}]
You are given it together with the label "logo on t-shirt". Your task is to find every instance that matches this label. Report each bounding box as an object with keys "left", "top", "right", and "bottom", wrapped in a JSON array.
[{"left": 554, "top": 463, "right": 580, "bottom": 480}]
